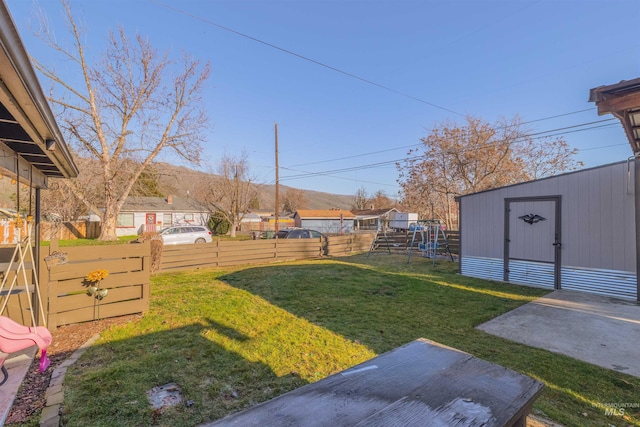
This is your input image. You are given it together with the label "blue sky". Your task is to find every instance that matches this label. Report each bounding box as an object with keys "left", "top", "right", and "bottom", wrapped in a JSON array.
[{"left": 6, "top": 0, "right": 640, "bottom": 199}]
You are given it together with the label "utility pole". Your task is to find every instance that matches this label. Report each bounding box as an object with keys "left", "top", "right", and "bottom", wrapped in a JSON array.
[
  {"left": 275, "top": 123, "right": 279, "bottom": 233},
  {"left": 234, "top": 164, "right": 239, "bottom": 237}
]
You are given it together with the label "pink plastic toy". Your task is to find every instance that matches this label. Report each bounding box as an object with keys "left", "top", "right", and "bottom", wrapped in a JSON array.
[{"left": 0, "top": 316, "right": 52, "bottom": 386}]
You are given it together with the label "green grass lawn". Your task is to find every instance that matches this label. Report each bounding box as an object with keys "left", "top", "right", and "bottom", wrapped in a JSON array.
[{"left": 60, "top": 254, "right": 640, "bottom": 426}]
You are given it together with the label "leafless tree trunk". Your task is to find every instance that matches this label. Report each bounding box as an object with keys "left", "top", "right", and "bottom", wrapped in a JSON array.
[{"left": 32, "top": 1, "right": 210, "bottom": 240}]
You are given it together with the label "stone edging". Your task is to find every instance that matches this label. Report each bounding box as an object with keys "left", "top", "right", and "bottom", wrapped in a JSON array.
[{"left": 39, "top": 333, "right": 101, "bottom": 427}]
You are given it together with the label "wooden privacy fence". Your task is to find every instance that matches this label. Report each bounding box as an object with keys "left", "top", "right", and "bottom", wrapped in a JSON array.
[
  {"left": 11, "top": 231, "right": 452, "bottom": 327},
  {"left": 40, "top": 221, "right": 101, "bottom": 241},
  {"left": 39, "top": 241, "right": 151, "bottom": 328},
  {"left": 326, "top": 233, "right": 375, "bottom": 256},
  {"left": 368, "top": 230, "right": 460, "bottom": 255},
  {"left": 160, "top": 233, "right": 376, "bottom": 272},
  {"left": 0, "top": 229, "right": 460, "bottom": 328}
]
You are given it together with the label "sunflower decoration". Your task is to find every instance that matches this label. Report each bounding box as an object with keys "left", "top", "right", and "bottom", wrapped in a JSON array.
[{"left": 84, "top": 269, "right": 110, "bottom": 312}]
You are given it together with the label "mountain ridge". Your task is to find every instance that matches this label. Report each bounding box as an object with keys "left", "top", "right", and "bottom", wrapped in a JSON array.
[{"left": 154, "top": 162, "right": 355, "bottom": 211}]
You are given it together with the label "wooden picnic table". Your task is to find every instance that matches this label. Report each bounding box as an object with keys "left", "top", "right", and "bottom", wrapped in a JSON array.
[{"left": 204, "top": 338, "right": 544, "bottom": 427}]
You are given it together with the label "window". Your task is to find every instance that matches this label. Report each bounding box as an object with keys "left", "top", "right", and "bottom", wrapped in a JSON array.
[
  {"left": 184, "top": 213, "right": 194, "bottom": 222},
  {"left": 163, "top": 213, "right": 172, "bottom": 225},
  {"left": 117, "top": 213, "right": 134, "bottom": 227}
]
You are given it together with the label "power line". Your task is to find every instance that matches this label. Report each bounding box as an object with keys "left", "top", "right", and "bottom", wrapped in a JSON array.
[
  {"left": 520, "top": 108, "right": 595, "bottom": 125},
  {"left": 151, "top": 0, "right": 465, "bottom": 116},
  {"left": 288, "top": 144, "right": 420, "bottom": 168},
  {"left": 525, "top": 118, "right": 615, "bottom": 137},
  {"left": 579, "top": 142, "right": 627, "bottom": 152},
  {"left": 154, "top": 1, "right": 605, "bottom": 130},
  {"left": 280, "top": 121, "right": 625, "bottom": 182},
  {"left": 283, "top": 117, "right": 617, "bottom": 171},
  {"left": 149, "top": 1, "right": 627, "bottom": 192}
]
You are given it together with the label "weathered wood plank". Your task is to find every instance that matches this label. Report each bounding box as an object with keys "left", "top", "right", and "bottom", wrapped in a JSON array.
[
  {"left": 157, "top": 233, "right": 376, "bottom": 271},
  {"left": 49, "top": 258, "right": 144, "bottom": 281},
  {"left": 51, "top": 271, "right": 149, "bottom": 295},
  {"left": 52, "top": 285, "right": 144, "bottom": 307},
  {"left": 56, "top": 242, "right": 149, "bottom": 260},
  {"left": 206, "top": 339, "right": 544, "bottom": 427}
]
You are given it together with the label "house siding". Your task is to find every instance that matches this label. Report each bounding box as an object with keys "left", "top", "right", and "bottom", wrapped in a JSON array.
[
  {"left": 299, "top": 219, "right": 354, "bottom": 234},
  {"left": 116, "top": 197, "right": 210, "bottom": 237}
]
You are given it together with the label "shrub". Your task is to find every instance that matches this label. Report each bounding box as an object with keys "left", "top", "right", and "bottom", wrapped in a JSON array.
[{"left": 208, "top": 212, "right": 230, "bottom": 235}]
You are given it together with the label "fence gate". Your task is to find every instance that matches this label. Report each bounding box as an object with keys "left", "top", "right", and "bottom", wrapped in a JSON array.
[{"left": 504, "top": 197, "right": 561, "bottom": 289}]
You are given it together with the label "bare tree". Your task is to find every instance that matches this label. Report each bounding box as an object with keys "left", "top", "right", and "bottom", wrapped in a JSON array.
[
  {"left": 370, "top": 190, "right": 393, "bottom": 209},
  {"left": 517, "top": 136, "right": 582, "bottom": 180},
  {"left": 352, "top": 187, "right": 369, "bottom": 210},
  {"left": 41, "top": 179, "right": 87, "bottom": 221},
  {"left": 32, "top": 1, "right": 210, "bottom": 240},
  {"left": 192, "top": 153, "right": 257, "bottom": 238},
  {"left": 281, "top": 188, "right": 307, "bottom": 214},
  {"left": 397, "top": 116, "right": 582, "bottom": 228}
]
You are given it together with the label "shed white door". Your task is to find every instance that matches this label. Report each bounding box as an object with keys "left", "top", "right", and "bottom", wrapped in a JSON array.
[{"left": 505, "top": 198, "right": 559, "bottom": 289}]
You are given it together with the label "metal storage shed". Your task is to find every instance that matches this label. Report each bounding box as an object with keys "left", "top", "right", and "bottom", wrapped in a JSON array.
[
  {"left": 457, "top": 160, "right": 637, "bottom": 300},
  {"left": 458, "top": 78, "right": 640, "bottom": 302}
]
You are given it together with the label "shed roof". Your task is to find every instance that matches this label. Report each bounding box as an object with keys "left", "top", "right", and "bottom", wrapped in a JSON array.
[
  {"left": 0, "top": 3, "right": 78, "bottom": 182},
  {"left": 456, "top": 159, "right": 630, "bottom": 200},
  {"left": 352, "top": 208, "right": 398, "bottom": 217},
  {"left": 121, "top": 196, "right": 206, "bottom": 213},
  {"left": 294, "top": 209, "right": 356, "bottom": 219}
]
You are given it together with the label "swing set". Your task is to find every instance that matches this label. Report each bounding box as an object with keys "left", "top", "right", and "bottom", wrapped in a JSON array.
[
  {"left": 0, "top": 163, "right": 51, "bottom": 385},
  {"left": 407, "top": 219, "right": 455, "bottom": 265}
]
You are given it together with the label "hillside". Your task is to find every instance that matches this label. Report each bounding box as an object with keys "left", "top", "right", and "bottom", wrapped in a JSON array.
[
  {"left": 154, "top": 163, "right": 355, "bottom": 210},
  {"left": 0, "top": 162, "right": 356, "bottom": 211}
]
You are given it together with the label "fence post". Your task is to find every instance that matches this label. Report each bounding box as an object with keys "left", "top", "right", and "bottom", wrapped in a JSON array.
[{"left": 140, "top": 240, "right": 151, "bottom": 312}]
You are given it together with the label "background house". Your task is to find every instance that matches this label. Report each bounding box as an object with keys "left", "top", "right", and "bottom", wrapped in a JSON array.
[
  {"left": 352, "top": 208, "right": 399, "bottom": 231},
  {"left": 293, "top": 209, "right": 355, "bottom": 234},
  {"left": 117, "top": 195, "right": 209, "bottom": 236},
  {"left": 239, "top": 212, "right": 262, "bottom": 232}
]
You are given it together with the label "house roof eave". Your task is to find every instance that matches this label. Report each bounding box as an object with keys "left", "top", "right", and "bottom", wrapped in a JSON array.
[{"left": 0, "top": 3, "right": 79, "bottom": 180}]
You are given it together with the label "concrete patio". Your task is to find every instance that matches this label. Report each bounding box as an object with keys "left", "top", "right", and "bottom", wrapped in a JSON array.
[{"left": 477, "top": 290, "right": 640, "bottom": 378}]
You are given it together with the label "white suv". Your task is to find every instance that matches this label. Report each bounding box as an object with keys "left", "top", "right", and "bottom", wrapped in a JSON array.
[{"left": 159, "top": 225, "right": 212, "bottom": 245}]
